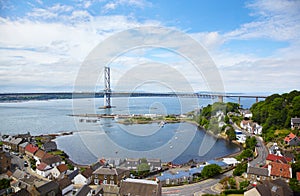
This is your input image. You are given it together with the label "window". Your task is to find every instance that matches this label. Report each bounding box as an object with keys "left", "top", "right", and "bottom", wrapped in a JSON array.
[
  {"left": 110, "top": 180, "right": 114, "bottom": 185},
  {"left": 94, "top": 179, "right": 99, "bottom": 185},
  {"left": 103, "top": 180, "right": 107, "bottom": 184}
]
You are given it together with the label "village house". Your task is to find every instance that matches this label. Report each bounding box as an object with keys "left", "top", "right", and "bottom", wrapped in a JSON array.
[
  {"left": 58, "top": 178, "right": 73, "bottom": 196},
  {"left": 123, "top": 158, "right": 140, "bottom": 170},
  {"left": 291, "top": 117, "right": 300, "bottom": 130},
  {"left": 51, "top": 164, "right": 68, "bottom": 179},
  {"left": 0, "top": 150, "right": 11, "bottom": 173},
  {"left": 147, "top": 158, "right": 162, "bottom": 171},
  {"left": 36, "top": 162, "right": 53, "bottom": 178},
  {"left": 244, "top": 179, "right": 293, "bottom": 196},
  {"left": 269, "top": 143, "right": 282, "bottom": 156},
  {"left": 41, "top": 154, "right": 63, "bottom": 168},
  {"left": 92, "top": 166, "right": 130, "bottom": 186},
  {"left": 31, "top": 181, "right": 60, "bottom": 196},
  {"left": 119, "top": 178, "right": 162, "bottom": 196},
  {"left": 268, "top": 162, "right": 292, "bottom": 182},
  {"left": 41, "top": 141, "right": 57, "bottom": 152},
  {"left": 18, "top": 142, "right": 29, "bottom": 155},
  {"left": 74, "top": 184, "right": 92, "bottom": 196},
  {"left": 266, "top": 154, "right": 292, "bottom": 164},
  {"left": 24, "top": 144, "right": 39, "bottom": 157},
  {"left": 246, "top": 166, "right": 270, "bottom": 185},
  {"left": 4, "top": 137, "right": 23, "bottom": 152},
  {"left": 33, "top": 149, "right": 49, "bottom": 165},
  {"left": 240, "top": 109, "right": 253, "bottom": 119},
  {"left": 284, "top": 132, "right": 300, "bottom": 146},
  {"left": 73, "top": 168, "right": 93, "bottom": 185}
]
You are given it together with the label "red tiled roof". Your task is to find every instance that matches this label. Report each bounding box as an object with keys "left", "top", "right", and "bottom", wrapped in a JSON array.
[
  {"left": 25, "top": 144, "right": 39, "bottom": 154},
  {"left": 284, "top": 133, "right": 296, "bottom": 142},
  {"left": 57, "top": 164, "right": 68, "bottom": 173},
  {"left": 297, "top": 172, "right": 300, "bottom": 181},
  {"left": 34, "top": 150, "right": 46, "bottom": 159},
  {"left": 266, "top": 154, "right": 292, "bottom": 163},
  {"left": 37, "top": 162, "right": 48, "bottom": 171},
  {"left": 269, "top": 162, "right": 291, "bottom": 179}
]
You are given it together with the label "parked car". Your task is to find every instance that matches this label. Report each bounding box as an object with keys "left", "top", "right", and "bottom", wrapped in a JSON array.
[{"left": 24, "top": 161, "right": 28, "bottom": 167}]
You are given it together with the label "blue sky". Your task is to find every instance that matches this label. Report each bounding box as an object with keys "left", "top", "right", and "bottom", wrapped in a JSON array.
[{"left": 0, "top": 0, "right": 299, "bottom": 93}]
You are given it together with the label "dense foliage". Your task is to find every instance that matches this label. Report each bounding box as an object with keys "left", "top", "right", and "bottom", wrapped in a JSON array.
[
  {"left": 251, "top": 90, "right": 300, "bottom": 141},
  {"left": 201, "top": 164, "right": 222, "bottom": 178},
  {"left": 233, "top": 162, "right": 247, "bottom": 176},
  {"left": 226, "top": 126, "right": 236, "bottom": 141},
  {"left": 245, "top": 136, "right": 257, "bottom": 151},
  {"left": 198, "top": 102, "right": 239, "bottom": 134},
  {"left": 0, "top": 178, "right": 11, "bottom": 189}
]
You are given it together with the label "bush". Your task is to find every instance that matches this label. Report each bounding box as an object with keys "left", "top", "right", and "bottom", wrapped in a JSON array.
[
  {"left": 233, "top": 162, "right": 247, "bottom": 176},
  {"left": 201, "top": 164, "right": 222, "bottom": 178}
]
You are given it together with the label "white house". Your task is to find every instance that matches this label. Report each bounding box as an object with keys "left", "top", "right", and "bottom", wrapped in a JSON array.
[
  {"left": 73, "top": 168, "right": 93, "bottom": 185},
  {"left": 36, "top": 162, "right": 52, "bottom": 178},
  {"left": 51, "top": 164, "right": 68, "bottom": 179},
  {"left": 222, "top": 158, "right": 240, "bottom": 167}
]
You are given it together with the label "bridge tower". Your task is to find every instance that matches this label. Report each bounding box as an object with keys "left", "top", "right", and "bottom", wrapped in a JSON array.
[{"left": 104, "top": 66, "right": 111, "bottom": 108}]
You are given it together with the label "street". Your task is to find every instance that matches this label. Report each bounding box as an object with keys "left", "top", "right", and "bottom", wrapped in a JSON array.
[{"left": 162, "top": 170, "right": 233, "bottom": 196}]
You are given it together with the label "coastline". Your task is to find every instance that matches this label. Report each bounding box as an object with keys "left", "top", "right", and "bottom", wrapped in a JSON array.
[{"left": 52, "top": 119, "right": 243, "bottom": 167}]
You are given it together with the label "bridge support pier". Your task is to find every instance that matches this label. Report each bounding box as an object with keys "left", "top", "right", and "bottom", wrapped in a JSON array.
[
  {"left": 238, "top": 97, "right": 241, "bottom": 105},
  {"left": 104, "top": 66, "right": 111, "bottom": 108},
  {"left": 256, "top": 97, "right": 259, "bottom": 103},
  {"left": 218, "top": 95, "right": 223, "bottom": 103}
]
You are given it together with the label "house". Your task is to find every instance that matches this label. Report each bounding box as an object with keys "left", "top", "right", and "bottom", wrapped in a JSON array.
[
  {"left": 67, "top": 169, "right": 79, "bottom": 182},
  {"left": 14, "top": 189, "right": 31, "bottom": 196},
  {"left": 268, "top": 162, "right": 292, "bottom": 182},
  {"left": 252, "top": 123, "right": 262, "bottom": 135},
  {"left": 244, "top": 179, "right": 293, "bottom": 196},
  {"left": 205, "top": 160, "right": 228, "bottom": 169},
  {"left": 124, "top": 158, "right": 140, "bottom": 170},
  {"left": 147, "top": 159, "right": 162, "bottom": 171},
  {"left": 266, "top": 154, "right": 292, "bottom": 164},
  {"left": 18, "top": 142, "right": 29, "bottom": 155},
  {"left": 32, "top": 181, "right": 60, "bottom": 196},
  {"left": 105, "top": 158, "right": 124, "bottom": 167},
  {"left": 269, "top": 143, "right": 282, "bottom": 156},
  {"left": 246, "top": 166, "right": 269, "bottom": 185},
  {"left": 36, "top": 162, "right": 53, "bottom": 178},
  {"left": 58, "top": 178, "right": 73, "bottom": 196},
  {"left": 119, "top": 178, "right": 162, "bottom": 196},
  {"left": 33, "top": 150, "right": 48, "bottom": 165},
  {"left": 42, "top": 141, "right": 57, "bottom": 152},
  {"left": 11, "top": 169, "right": 26, "bottom": 181},
  {"left": 240, "top": 109, "right": 253, "bottom": 118},
  {"left": 92, "top": 166, "right": 130, "bottom": 186},
  {"left": 291, "top": 117, "right": 300, "bottom": 130},
  {"left": 25, "top": 144, "right": 39, "bottom": 157},
  {"left": 9, "top": 137, "right": 23, "bottom": 152},
  {"left": 51, "top": 164, "right": 68, "bottom": 179},
  {"left": 74, "top": 168, "right": 93, "bottom": 185},
  {"left": 41, "top": 155, "right": 63, "bottom": 167},
  {"left": 284, "top": 132, "right": 300, "bottom": 146},
  {"left": 75, "top": 185, "right": 92, "bottom": 196},
  {"left": 240, "top": 120, "right": 251, "bottom": 130},
  {"left": 221, "top": 158, "right": 240, "bottom": 167},
  {"left": 11, "top": 175, "right": 46, "bottom": 193},
  {"left": 0, "top": 150, "right": 11, "bottom": 173}
]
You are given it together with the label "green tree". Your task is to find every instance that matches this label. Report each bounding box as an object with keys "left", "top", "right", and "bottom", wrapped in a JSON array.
[
  {"left": 245, "top": 136, "right": 257, "bottom": 150},
  {"left": 233, "top": 163, "right": 247, "bottom": 176},
  {"left": 0, "top": 178, "right": 11, "bottom": 189},
  {"left": 137, "top": 163, "right": 150, "bottom": 176},
  {"left": 226, "top": 126, "right": 236, "bottom": 141},
  {"left": 289, "top": 178, "right": 300, "bottom": 193},
  {"left": 239, "top": 180, "right": 249, "bottom": 190},
  {"left": 201, "top": 164, "right": 222, "bottom": 178},
  {"left": 236, "top": 149, "right": 253, "bottom": 161}
]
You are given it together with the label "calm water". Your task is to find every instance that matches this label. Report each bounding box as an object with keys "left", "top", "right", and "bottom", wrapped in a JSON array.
[{"left": 0, "top": 97, "right": 256, "bottom": 164}]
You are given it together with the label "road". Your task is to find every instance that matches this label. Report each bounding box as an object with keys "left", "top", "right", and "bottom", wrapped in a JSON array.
[
  {"left": 162, "top": 170, "right": 233, "bottom": 196},
  {"left": 232, "top": 123, "right": 268, "bottom": 167},
  {"left": 249, "top": 136, "right": 268, "bottom": 167}
]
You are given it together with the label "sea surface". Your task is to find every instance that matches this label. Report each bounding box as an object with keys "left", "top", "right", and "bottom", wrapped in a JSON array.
[{"left": 0, "top": 96, "right": 258, "bottom": 164}]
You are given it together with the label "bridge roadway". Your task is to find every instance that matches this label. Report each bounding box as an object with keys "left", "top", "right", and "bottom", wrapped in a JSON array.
[{"left": 0, "top": 92, "right": 268, "bottom": 99}]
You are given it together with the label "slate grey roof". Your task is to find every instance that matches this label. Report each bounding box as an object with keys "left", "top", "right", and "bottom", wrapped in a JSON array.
[
  {"left": 291, "top": 118, "right": 300, "bottom": 124},
  {"left": 247, "top": 166, "right": 269, "bottom": 176},
  {"left": 36, "top": 181, "right": 59, "bottom": 195},
  {"left": 255, "top": 179, "right": 293, "bottom": 196},
  {"left": 19, "top": 142, "right": 29, "bottom": 148},
  {"left": 42, "top": 141, "right": 57, "bottom": 151},
  {"left": 67, "top": 169, "right": 79, "bottom": 180},
  {"left": 75, "top": 185, "right": 91, "bottom": 196}
]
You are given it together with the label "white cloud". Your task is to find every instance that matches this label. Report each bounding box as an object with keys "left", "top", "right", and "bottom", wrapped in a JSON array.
[{"left": 102, "top": 0, "right": 151, "bottom": 13}]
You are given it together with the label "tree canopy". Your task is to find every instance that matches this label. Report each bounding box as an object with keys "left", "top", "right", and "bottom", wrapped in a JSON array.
[
  {"left": 201, "top": 164, "right": 222, "bottom": 178},
  {"left": 251, "top": 90, "right": 300, "bottom": 141}
]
